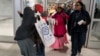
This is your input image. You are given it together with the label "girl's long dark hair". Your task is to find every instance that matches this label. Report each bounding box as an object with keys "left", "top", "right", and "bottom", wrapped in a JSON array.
[{"left": 76, "top": 1, "right": 86, "bottom": 11}]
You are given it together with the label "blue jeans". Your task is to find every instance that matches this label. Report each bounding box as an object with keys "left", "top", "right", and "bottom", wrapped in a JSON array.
[
  {"left": 37, "top": 43, "right": 45, "bottom": 56},
  {"left": 71, "top": 31, "right": 86, "bottom": 56}
]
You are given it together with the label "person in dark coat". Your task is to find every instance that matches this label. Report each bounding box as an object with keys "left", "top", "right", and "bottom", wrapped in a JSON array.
[
  {"left": 68, "top": 2, "right": 91, "bottom": 56},
  {"left": 14, "top": 6, "right": 37, "bottom": 56},
  {"left": 15, "top": 3, "right": 45, "bottom": 56}
]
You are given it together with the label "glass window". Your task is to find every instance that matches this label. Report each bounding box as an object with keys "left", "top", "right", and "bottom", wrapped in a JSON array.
[
  {"left": 94, "top": 0, "right": 100, "bottom": 18},
  {"left": 91, "top": 21, "right": 100, "bottom": 41}
]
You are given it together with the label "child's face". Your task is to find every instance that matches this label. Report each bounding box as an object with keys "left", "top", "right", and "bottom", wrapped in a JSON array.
[{"left": 57, "top": 8, "right": 62, "bottom": 12}]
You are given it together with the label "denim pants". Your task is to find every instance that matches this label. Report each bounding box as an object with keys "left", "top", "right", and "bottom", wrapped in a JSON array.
[
  {"left": 71, "top": 31, "right": 86, "bottom": 56},
  {"left": 18, "top": 38, "right": 45, "bottom": 56},
  {"left": 17, "top": 38, "right": 37, "bottom": 56},
  {"left": 37, "top": 43, "right": 45, "bottom": 56}
]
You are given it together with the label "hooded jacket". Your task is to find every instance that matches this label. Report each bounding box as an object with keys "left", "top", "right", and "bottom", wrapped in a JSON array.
[{"left": 14, "top": 7, "right": 36, "bottom": 40}]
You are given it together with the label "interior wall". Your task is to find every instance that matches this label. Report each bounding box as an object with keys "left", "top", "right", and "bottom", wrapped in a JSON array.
[
  {"left": 13, "top": 0, "right": 22, "bottom": 33},
  {"left": 0, "top": 0, "right": 13, "bottom": 17}
]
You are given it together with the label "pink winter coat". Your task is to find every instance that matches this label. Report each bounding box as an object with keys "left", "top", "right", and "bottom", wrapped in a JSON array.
[{"left": 52, "top": 11, "right": 69, "bottom": 37}]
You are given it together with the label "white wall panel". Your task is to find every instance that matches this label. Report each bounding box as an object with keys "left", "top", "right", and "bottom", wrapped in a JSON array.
[{"left": 13, "top": 0, "right": 22, "bottom": 33}]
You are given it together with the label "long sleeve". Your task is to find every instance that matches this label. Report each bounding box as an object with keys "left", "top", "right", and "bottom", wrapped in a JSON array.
[
  {"left": 84, "top": 11, "right": 91, "bottom": 25},
  {"left": 18, "top": 12, "right": 23, "bottom": 18},
  {"left": 68, "top": 13, "right": 73, "bottom": 35}
]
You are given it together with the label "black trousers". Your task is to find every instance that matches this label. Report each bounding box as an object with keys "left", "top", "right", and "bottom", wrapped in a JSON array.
[{"left": 71, "top": 31, "right": 86, "bottom": 56}]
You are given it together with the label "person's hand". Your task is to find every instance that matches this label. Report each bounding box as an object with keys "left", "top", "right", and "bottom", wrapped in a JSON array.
[
  {"left": 82, "top": 21, "right": 87, "bottom": 25},
  {"left": 35, "top": 11, "right": 41, "bottom": 17},
  {"left": 78, "top": 20, "right": 87, "bottom": 25},
  {"left": 18, "top": 11, "right": 22, "bottom": 14}
]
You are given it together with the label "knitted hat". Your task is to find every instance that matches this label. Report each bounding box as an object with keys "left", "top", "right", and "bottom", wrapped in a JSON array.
[{"left": 35, "top": 4, "right": 43, "bottom": 13}]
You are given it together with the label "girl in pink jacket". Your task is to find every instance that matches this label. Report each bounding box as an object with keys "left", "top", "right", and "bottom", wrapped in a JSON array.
[{"left": 51, "top": 7, "right": 69, "bottom": 50}]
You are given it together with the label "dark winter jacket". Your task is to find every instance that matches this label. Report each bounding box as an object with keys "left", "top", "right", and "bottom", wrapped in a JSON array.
[
  {"left": 14, "top": 7, "right": 36, "bottom": 40},
  {"left": 68, "top": 10, "right": 91, "bottom": 35}
]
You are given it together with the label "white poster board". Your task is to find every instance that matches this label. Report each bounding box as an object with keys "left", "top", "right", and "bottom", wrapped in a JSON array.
[{"left": 35, "top": 15, "right": 55, "bottom": 47}]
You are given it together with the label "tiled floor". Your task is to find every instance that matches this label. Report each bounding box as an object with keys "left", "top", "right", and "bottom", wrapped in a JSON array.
[{"left": 0, "top": 42, "right": 100, "bottom": 56}]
